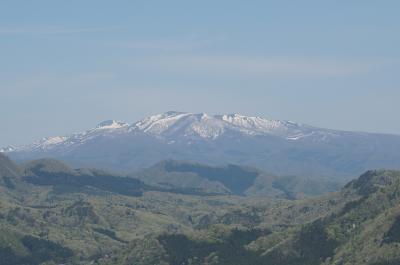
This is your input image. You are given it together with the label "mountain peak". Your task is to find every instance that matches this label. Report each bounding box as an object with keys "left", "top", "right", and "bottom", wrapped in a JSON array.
[
  {"left": 95, "top": 120, "right": 129, "bottom": 130},
  {"left": 132, "top": 111, "right": 192, "bottom": 134},
  {"left": 345, "top": 170, "right": 400, "bottom": 196},
  {"left": 128, "top": 111, "right": 309, "bottom": 140},
  {"left": 164, "top": 110, "right": 188, "bottom": 116}
]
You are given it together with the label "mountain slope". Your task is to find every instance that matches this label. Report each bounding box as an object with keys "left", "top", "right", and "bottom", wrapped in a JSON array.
[
  {"left": 257, "top": 170, "right": 400, "bottom": 265},
  {"left": 108, "top": 170, "right": 400, "bottom": 265},
  {"left": 134, "top": 160, "right": 258, "bottom": 196},
  {"left": 0, "top": 153, "right": 22, "bottom": 189},
  {"left": 22, "top": 159, "right": 151, "bottom": 197},
  {"left": 3, "top": 111, "right": 400, "bottom": 179}
]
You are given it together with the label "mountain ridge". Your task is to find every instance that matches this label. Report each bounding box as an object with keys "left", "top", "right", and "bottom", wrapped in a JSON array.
[
  {"left": 0, "top": 111, "right": 355, "bottom": 153},
  {"left": 3, "top": 111, "right": 400, "bottom": 179}
]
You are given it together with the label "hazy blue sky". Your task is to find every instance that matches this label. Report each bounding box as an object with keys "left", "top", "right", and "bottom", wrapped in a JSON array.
[{"left": 1, "top": 1, "right": 400, "bottom": 146}]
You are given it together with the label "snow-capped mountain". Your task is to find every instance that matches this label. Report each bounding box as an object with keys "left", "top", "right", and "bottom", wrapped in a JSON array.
[
  {"left": 131, "top": 111, "right": 321, "bottom": 140},
  {"left": 3, "top": 111, "right": 400, "bottom": 179},
  {"left": 3, "top": 111, "right": 340, "bottom": 153},
  {"left": 6, "top": 119, "right": 130, "bottom": 153}
]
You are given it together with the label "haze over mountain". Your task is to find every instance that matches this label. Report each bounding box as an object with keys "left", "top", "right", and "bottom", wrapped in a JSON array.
[{"left": 3, "top": 111, "right": 400, "bottom": 180}]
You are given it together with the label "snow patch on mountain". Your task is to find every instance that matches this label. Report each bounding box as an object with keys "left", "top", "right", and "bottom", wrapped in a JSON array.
[
  {"left": 132, "top": 111, "right": 192, "bottom": 134},
  {"left": 95, "top": 120, "right": 129, "bottom": 130},
  {"left": 0, "top": 146, "right": 15, "bottom": 153},
  {"left": 41, "top": 136, "right": 67, "bottom": 146}
]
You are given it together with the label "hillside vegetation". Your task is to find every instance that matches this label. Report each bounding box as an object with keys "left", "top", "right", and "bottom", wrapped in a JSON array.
[{"left": 0, "top": 153, "right": 399, "bottom": 265}]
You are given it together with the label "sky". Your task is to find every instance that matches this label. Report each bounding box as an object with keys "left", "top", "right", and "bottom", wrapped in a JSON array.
[{"left": 1, "top": 1, "right": 400, "bottom": 146}]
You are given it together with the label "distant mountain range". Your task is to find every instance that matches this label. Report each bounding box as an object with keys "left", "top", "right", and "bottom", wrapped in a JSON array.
[{"left": 3, "top": 111, "right": 400, "bottom": 180}]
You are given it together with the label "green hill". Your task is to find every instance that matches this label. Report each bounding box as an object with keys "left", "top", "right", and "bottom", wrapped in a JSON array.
[{"left": 134, "top": 160, "right": 342, "bottom": 198}]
